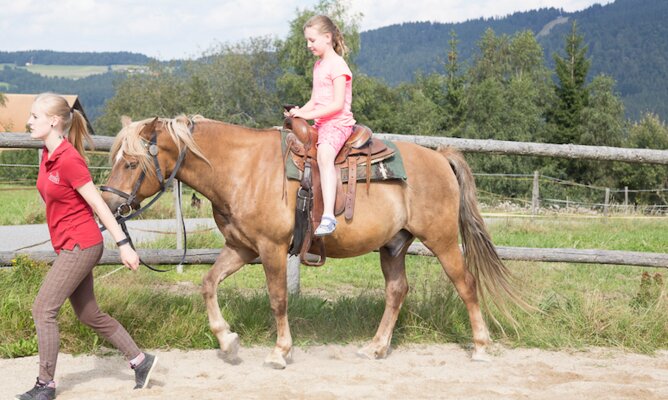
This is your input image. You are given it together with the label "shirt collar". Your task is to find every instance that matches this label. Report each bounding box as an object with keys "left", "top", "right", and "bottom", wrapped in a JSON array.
[{"left": 44, "top": 139, "right": 72, "bottom": 169}]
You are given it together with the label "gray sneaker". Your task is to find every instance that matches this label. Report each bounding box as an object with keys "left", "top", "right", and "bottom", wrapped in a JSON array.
[
  {"left": 132, "top": 353, "right": 158, "bottom": 389},
  {"left": 16, "top": 378, "right": 56, "bottom": 400},
  {"left": 314, "top": 216, "right": 337, "bottom": 236}
]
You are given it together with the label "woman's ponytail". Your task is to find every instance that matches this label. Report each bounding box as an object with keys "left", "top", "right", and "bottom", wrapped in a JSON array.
[{"left": 69, "top": 109, "right": 94, "bottom": 161}]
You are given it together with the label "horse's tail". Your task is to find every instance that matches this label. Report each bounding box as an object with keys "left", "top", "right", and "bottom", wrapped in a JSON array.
[{"left": 438, "top": 146, "right": 531, "bottom": 326}]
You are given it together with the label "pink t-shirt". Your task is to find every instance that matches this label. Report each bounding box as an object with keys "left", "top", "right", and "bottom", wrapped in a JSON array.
[{"left": 311, "top": 54, "right": 355, "bottom": 127}]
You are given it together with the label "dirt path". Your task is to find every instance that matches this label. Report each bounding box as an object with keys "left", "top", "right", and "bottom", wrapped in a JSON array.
[{"left": 3, "top": 344, "right": 667, "bottom": 399}]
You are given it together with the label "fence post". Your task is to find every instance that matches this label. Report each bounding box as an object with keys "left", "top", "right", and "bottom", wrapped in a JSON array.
[
  {"left": 174, "top": 180, "right": 184, "bottom": 273},
  {"left": 287, "top": 255, "right": 301, "bottom": 295},
  {"left": 604, "top": 188, "right": 610, "bottom": 217},
  {"left": 532, "top": 170, "right": 540, "bottom": 215},
  {"left": 624, "top": 186, "right": 629, "bottom": 214}
]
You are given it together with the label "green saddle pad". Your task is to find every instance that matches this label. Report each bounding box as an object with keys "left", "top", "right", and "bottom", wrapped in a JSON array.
[{"left": 280, "top": 129, "right": 407, "bottom": 183}]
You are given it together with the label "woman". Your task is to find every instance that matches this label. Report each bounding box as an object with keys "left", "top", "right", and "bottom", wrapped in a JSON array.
[{"left": 17, "top": 93, "right": 157, "bottom": 400}]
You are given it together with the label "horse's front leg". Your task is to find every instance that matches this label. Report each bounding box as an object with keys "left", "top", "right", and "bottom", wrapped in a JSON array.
[
  {"left": 202, "top": 245, "right": 256, "bottom": 362},
  {"left": 260, "top": 247, "right": 293, "bottom": 369}
]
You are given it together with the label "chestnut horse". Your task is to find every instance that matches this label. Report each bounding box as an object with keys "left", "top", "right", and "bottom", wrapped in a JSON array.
[{"left": 101, "top": 115, "right": 524, "bottom": 368}]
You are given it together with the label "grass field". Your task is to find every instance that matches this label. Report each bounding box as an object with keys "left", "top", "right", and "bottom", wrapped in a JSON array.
[
  {"left": 0, "top": 63, "right": 143, "bottom": 79},
  {"left": 0, "top": 185, "right": 665, "bottom": 358}
]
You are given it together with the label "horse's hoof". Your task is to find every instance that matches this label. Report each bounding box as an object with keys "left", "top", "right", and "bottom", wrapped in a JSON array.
[
  {"left": 263, "top": 353, "right": 287, "bottom": 369},
  {"left": 471, "top": 349, "right": 491, "bottom": 362},
  {"left": 220, "top": 332, "right": 240, "bottom": 359},
  {"left": 356, "top": 345, "right": 386, "bottom": 360}
]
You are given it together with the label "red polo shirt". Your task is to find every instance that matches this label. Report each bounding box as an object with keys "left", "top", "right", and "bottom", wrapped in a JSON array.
[{"left": 36, "top": 140, "right": 103, "bottom": 253}]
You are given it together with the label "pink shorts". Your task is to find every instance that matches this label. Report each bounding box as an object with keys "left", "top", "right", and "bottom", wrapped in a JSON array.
[{"left": 316, "top": 123, "right": 353, "bottom": 153}]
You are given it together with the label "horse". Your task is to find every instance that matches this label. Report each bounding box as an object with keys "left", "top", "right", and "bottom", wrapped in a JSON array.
[{"left": 101, "top": 115, "right": 526, "bottom": 369}]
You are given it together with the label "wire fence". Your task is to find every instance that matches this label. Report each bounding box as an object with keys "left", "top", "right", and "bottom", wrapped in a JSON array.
[{"left": 2, "top": 157, "right": 666, "bottom": 216}]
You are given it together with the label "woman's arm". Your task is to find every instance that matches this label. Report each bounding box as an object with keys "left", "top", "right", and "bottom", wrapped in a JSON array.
[{"left": 76, "top": 181, "right": 140, "bottom": 271}]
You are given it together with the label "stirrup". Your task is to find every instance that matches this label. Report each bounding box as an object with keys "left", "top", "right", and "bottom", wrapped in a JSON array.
[{"left": 314, "top": 216, "right": 337, "bottom": 236}]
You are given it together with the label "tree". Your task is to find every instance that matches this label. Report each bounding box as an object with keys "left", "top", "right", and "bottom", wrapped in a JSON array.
[
  {"left": 613, "top": 113, "right": 668, "bottom": 205},
  {"left": 548, "top": 21, "right": 591, "bottom": 143},
  {"left": 95, "top": 61, "right": 189, "bottom": 135},
  {"left": 443, "top": 31, "right": 465, "bottom": 131}
]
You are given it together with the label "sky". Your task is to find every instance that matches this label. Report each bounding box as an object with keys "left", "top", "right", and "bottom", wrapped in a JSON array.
[{"left": 1, "top": 0, "right": 615, "bottom": 60}]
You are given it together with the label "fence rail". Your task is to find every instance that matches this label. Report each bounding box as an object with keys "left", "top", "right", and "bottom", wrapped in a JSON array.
[
  {"left": 3, "top": 131, "right": 668, "bottom": 164},
  {"left": 1, "top": 244, "right": 666, "bottom": 268}
]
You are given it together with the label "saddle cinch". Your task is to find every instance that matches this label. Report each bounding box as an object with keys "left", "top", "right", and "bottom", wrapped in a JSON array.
[{"left": 283, "top": 116, "right": 396, "bottom": 266}]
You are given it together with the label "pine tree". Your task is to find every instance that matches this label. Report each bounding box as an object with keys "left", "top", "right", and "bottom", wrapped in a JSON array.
[
  {"left": 444, "top": 31, "right": 465, "bottom": 131},
  {"left": 549, "top": 21, "right": 591, "bottom": 144}
]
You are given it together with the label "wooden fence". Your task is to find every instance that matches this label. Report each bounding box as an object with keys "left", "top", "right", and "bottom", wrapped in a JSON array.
[{"left": 1, "top": 131, "right": 666, "bottom": 288}]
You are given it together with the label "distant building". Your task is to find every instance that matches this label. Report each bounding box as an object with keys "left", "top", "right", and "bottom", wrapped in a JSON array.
[{"left": 0, "top": 93, "right": 94, "bottom": 134}]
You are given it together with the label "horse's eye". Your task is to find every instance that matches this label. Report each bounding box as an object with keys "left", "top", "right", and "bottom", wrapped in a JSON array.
[{"left": 125, "top": 161, "right": 139, "bottom": 170}]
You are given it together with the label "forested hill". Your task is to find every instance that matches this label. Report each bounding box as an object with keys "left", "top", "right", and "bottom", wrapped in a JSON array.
[
  {"left": 356, "top": 0, "right": 668, "bottom": 119},
  {"left": 0, "top": 50, "right": 152, "bottom": 66}
]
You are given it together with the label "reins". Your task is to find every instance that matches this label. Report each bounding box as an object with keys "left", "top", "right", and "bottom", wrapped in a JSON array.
[{"left": 100, "top": 120, "right": 191, "bottom": 272}]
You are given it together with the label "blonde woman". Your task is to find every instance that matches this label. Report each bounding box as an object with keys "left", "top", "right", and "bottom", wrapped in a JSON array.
[{"left": 17, "top": 93, "right": 157, "bottom": 400}]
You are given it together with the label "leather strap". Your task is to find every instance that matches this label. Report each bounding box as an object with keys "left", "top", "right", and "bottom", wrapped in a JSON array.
[{"left": 345, "top": 157, "right": 357, "bottom": 221}]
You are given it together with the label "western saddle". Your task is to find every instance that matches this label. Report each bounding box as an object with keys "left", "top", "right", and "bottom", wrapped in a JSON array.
[{"left": 283, "top": 115, "right": 395, "bottom": 266}]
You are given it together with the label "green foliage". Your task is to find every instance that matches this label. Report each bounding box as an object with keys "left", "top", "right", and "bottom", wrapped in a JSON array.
[
  {"left": 356, "top": 0, "right": 668, "bottom": 121},
  {"left": 548, "top": 22, "right": 591, "bottom": 140},
  {"left": 0, "top": 149, "right": 39, "bottom": 182},
  {"left": 612, "top": 113, "right": 668, "bottom": 204}
]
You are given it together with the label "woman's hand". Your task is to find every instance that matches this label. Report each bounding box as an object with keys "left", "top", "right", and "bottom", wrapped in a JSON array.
[{"left": 119, "top": 244, "right": 140, "bottom": 271}]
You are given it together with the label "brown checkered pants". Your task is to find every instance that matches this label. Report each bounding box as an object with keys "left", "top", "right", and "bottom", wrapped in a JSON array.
[{"left": 32, "top": 243, "right": 141, "bottom": 382}]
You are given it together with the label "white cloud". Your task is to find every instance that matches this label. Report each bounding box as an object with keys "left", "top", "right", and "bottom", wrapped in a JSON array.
[{"left": 0, "top": 0, "right": 613, "bottom": 60}]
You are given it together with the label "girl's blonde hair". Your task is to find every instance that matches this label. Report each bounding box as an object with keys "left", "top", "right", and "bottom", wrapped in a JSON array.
[
  {"left": 304, "top": 15, "right": 348, "bottom": 57},
  {"left": 34, "top": 92, "right": 93, "bottom": 160}
]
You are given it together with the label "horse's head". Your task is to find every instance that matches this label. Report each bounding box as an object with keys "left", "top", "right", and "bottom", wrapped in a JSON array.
[{"left": 101, "top": 115, "right": 197, "bottom": 217}]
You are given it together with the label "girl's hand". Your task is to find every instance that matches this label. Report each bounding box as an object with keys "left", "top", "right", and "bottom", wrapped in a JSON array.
[
  {"left": 291, "top": 107, "right": 309, "bottom": 119},
  {"left": 119, "top": 244, "right": 140, "bottom": 271},
  {"left": 287, "top": 106, "right": 300, "bottom": 117}
]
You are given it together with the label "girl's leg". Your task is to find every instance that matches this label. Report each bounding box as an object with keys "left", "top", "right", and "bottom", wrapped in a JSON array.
[
  {"left": 31, "top": 244, "right": 104, "bottom": 382},
  {"left": 317, "top": 142, "right": 337, "bottom": 217}
]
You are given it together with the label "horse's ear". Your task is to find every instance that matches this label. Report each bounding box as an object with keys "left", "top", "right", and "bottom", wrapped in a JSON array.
[
  {"left": 141, "top": 117, "right": 160, "bottom": 136},
  {"left": 121, "top": 115, "right": 132, "bottom": 127}
]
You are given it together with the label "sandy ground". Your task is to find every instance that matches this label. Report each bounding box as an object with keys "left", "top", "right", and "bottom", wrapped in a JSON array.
[{"left": 2, "top": 344, "right": 667, "bottom": 400}]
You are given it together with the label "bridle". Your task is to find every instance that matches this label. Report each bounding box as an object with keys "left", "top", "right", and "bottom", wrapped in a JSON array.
[{"left": 100, "top": 121, "right": 190, "bottom": 272}]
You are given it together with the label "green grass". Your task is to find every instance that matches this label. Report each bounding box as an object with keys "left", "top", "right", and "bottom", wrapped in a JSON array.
[
  {"left": 1, "top": 185, "right": 666, "bottom": 357},
  {"left": 0, "top": 185, "right": 211, "bottom": 225},
  {"left": 0, "top": 185, "right": 45, "bottom": 225},
  {"left": 1, "top": 231, "right": 666, "bottom": 358},
  {"left": 488, "top": 216, "right": 668, "bottom": 252},
  {"left": 0, "top": 63, "right": 142, "bottom": 79}
]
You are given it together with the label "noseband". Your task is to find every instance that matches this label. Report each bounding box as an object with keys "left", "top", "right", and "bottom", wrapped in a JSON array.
[{"left": 100, "top": 125, "right": 190, "bottom": 272}]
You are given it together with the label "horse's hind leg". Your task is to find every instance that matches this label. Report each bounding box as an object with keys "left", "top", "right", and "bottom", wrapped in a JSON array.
[
  {"left": 357, "top": 241, "right": 412, "bottom": 359},
  {"left": 429, "top": 238, "right": 490, "bottom": 361},
  {"left": 202, "top": 246, "right": 256, "bottom": 362}
]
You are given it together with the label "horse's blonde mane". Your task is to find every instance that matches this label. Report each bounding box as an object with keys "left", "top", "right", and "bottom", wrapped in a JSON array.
[{"left": 110, "top": 115, "right": 211, "bottom": 176}]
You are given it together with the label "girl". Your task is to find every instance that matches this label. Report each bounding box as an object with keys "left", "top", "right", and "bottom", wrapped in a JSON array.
[
  {"left": 17, "top": 93, "right": 157, "bottom": 400},
  {"left": 288, "top": 15, "right": 355, "bottom": 236}
]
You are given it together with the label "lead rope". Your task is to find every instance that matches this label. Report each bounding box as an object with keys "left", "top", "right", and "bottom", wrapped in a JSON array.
[{"left": 116, "top": 182, "right": 188, "bottom": 273}]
